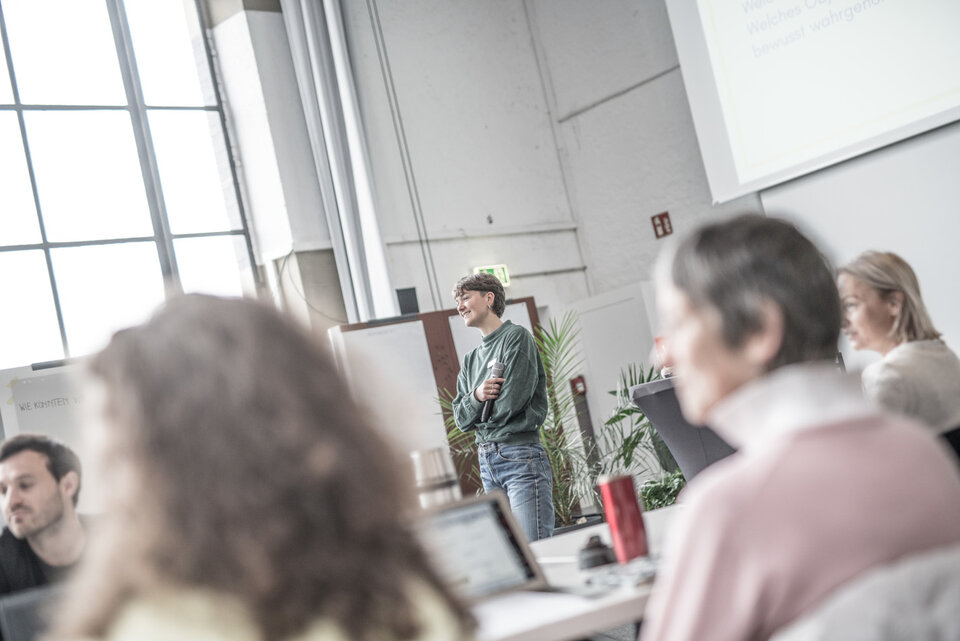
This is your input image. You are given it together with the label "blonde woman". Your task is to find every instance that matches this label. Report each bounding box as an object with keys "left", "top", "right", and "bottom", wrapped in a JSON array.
[
  {"left": 838, "top": 251, "right": 960, "bottom": 454},
  {"left": 53, "top": 295, "right": 474, "bottom": 641}
]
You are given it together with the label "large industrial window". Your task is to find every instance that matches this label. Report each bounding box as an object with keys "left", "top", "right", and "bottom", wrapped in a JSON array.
[{"left": 0, "top": 0, "right": 257, "bottom": 369}]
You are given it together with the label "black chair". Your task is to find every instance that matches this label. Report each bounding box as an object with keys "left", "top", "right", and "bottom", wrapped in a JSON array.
[
  {"left": 629, "top": 377, "right": 735, "bottom": 481},
  {"left": 0, "top": 585, "right": 64, "bottom": 641},
  {"left": 941, "top": 425, "right": 960, "bottom": 463}
]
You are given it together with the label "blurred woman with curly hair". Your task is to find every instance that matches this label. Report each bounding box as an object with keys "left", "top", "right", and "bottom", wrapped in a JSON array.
[{"left": 54, "top": 294, "right": 474, "bottom": 641}]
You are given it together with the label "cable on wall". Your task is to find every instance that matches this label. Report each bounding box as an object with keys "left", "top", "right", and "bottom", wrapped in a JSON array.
[{"left": 366, "top": 0, "right": 444, "bottom": 310}]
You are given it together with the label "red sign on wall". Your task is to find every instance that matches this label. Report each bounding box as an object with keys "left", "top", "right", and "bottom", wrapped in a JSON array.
[{"left": 652, "top": 212, "right": 673, "bottom": 239}]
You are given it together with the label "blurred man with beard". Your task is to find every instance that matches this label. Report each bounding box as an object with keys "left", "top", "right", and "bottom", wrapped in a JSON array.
[{"left": 0, "top": 434, "right": 87, "bottom": 595}]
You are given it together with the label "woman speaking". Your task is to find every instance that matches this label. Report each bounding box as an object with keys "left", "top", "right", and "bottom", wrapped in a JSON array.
[{"left": 838, "top": 251, "right": 960, "bottom": 455}]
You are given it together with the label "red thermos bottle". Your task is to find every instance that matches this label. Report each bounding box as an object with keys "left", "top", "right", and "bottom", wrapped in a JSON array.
[{"left": 598, "top": 474, "right": 648, "bottom": 563}]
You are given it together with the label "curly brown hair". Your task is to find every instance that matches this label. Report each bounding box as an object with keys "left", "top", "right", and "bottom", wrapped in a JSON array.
[{"left": 55, "top": 295, "right": 473, "bottom": 641}]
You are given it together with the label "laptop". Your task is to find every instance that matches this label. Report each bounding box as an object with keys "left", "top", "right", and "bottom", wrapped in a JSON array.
[
  {"left": 0, "top": 584, "right": 65, "bottom": 641},
  {"left": 416, "top": 491, "right": 549, "bottom": 602}
]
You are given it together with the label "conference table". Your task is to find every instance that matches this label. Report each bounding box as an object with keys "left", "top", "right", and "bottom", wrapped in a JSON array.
[{"left": 474, "top": 505, "right": 681, "bottom": 641}]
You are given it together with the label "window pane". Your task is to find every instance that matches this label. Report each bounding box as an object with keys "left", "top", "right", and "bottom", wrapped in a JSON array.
[
  {"left": 3, "top": 0, "right": 126, "bottom": 105},
  {"left": 24, "top": 110, "right": 153, "bottom": 242},
  {"left": 174, "top": 236, "right": 256, "bottom": 298},
  {"left": 0, "top": 251, "right": 64, "bottom": 369},
  {"left": 51, "top": 242, "right": 166, "bottom": 357},
  {"left": 149, "top": 110, "right": 241, "bottom": 234},
  {"left": 123, "top": 0, "right": 215, "bottom": 107},
  {"left": 0, "top": 112, "right": 41, "bottom": 245},
  {"left": 0, "top": 31, "right": 13, "bottom": 104}
]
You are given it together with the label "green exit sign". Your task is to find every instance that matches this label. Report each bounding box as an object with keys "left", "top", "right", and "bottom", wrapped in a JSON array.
[{"left": 474, "top": 264, "right": 510, "bottom": 287}]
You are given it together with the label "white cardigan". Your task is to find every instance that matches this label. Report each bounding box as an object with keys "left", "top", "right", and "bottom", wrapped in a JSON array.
[{"left": 862, "top": 339, "right": 960, "bottom": 434}]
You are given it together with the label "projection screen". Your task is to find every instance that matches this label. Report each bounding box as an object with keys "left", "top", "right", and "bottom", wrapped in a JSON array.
[{"left": 667, "top": 0, "right": 960, "bottom": 203}]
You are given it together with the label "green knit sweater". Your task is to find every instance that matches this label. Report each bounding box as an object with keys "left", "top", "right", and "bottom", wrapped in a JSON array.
[{"left": 452, "top": 321, "right": 548, "bottom": 445}]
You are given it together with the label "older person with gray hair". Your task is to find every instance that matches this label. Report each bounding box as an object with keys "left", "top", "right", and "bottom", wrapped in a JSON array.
[{"left": 639, "top": 214, "right": 960, "bottom": 641}]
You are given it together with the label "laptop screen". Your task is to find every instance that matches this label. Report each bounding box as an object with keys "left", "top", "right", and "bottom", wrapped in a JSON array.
[{"left": 416, "top": 492, "right": 546, "bottom": 601}]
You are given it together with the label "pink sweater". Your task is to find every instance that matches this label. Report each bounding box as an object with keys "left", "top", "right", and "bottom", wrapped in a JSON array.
[{"left": 640, "top": 364, "right": 960, "bottom": 641}]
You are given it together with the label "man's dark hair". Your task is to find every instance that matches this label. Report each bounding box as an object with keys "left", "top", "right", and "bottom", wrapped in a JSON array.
[
  {"left": 452, "top": 272, "right": 506, "bottom": 317},
  {"left": 666, "top": 214, "right": 841, "bottom": 370},
  {"left": 0, "top": 433, "right": 82, "bottom": 506}
]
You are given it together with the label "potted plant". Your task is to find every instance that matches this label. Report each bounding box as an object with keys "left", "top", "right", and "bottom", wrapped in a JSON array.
[
  {"left": 601, "top": 363, "right": 685, "bottom": 496},
  {"left": 640, "top": 467, "right": 686, "bottom": 510},
  {"left": 532, "top": 311, "right": 595, "bottom": 529}
]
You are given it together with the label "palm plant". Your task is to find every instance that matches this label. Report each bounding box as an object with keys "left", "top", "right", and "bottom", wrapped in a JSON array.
[
  {"left": 589, "top": 363, "right": 683, "bottom": 508},
  {"left": 640, "top": 468, "right": 686, "bottom": 510},
  {"left": 437, "top": 390, "right": 482, "bottom": 494},
  {"left": 598, "top": 363, "right": 676, "bottom": 479},
  {"left": 533, "top": 311, "right": 591, "bottom": 527}
]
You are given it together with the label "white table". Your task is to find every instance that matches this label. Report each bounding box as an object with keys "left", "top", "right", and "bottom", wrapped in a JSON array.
[{"left": 474, "top": 505, "right": 679, "bottom": 641}]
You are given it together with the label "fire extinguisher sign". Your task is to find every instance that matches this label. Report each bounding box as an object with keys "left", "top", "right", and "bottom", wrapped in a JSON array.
[{"left": 651, "top": 212, "right": 673, "bottom": 239}]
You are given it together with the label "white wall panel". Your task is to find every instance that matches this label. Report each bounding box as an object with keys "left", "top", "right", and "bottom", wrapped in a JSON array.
[
  {"left": 344, "top": 0, "right": 573, "bottom": 241},
  {"left": 339, "top": 1, "right": 417, "bottom": 239},
  {"left": 338, "top": 0, "right": 762, "bottom": 319},
  {"left": 212, "top": 11, "right": 330, "bottom": 261},
  {"left": 559, "top": 70, "right": 760, "bottom": 292},
  {"left": 762, "top": 121, "right": 960, "bottom": 372},
  {"left": 530, "top": 0, "right": 678, "bottom": 119},
  {"left": 385, "top": 228, "right": 589, "bottom": 317}
]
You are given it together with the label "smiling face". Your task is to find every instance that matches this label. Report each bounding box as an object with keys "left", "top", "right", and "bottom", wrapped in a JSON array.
[
  {"left": 455, "top": 289, "right": 494, "bottom": 329},
  {"left": 837, "top": 273, "right": 900, "bottom": 355},
  {"left": 657, "top": 282, "right": 766, "bottom": 425},
  {"left": 0, "top": 450, "right": 71, "bottom": 540}
]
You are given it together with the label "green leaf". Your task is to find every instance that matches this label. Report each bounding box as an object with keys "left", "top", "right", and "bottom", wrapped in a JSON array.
[{"left": 640, "top": 468, "right": 686, "bottom": 510}]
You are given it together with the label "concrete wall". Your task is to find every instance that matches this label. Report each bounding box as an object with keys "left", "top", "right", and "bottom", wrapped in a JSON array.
[
  {"left": 535, "top": 1, "right": 759, "bottom": 292},
  {"left": 207, "top": 0, "right": 761, "bottom": 334},
  {"left": 207, "top": 3, "right": 349, "bottom": 333},
  {"left": 340, "top": 0, "right": 760, "bottom": 319},
  {"left": 339, "top": 0, "right": 959, "bottom": 388}
]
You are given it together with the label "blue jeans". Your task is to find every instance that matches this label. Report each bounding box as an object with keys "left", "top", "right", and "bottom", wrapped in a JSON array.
[{"left": 479, "top": 442, "right": 555, "bottom": 541}]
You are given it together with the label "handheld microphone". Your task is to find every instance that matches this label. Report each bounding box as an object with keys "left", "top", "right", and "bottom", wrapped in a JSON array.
[{"left": 481, "top": 360, "right": 505, "bottom": 423}]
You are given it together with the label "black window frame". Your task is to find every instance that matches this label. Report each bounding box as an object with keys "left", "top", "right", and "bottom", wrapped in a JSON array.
[{"left": 0, "top": 0, "right": 260, "bottom": 361}]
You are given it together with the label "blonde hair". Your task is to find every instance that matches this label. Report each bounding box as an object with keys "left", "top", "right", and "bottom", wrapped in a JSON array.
[{"left": 838, "top": 251, "right": 941, "bottom": 343}]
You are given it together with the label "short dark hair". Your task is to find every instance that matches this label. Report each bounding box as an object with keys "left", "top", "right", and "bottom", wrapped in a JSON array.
[
  {"left": 0, "top": 434, "right": 82, "bottom": 506},
  {"left": 452, "top": 273, "right": 506, "bottom": 317},
  {"left": 665, "top": 214, "right": 841, "bottom": 370}
]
